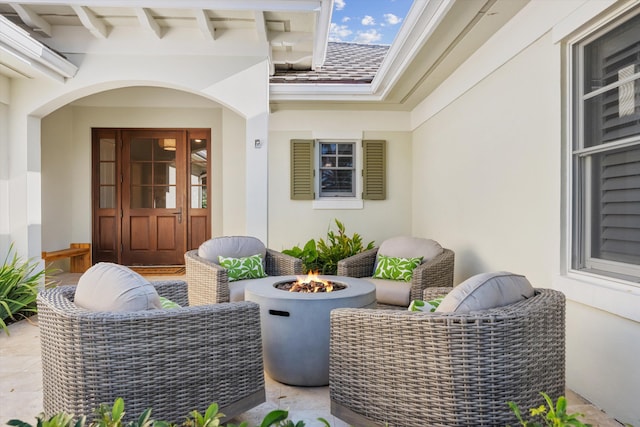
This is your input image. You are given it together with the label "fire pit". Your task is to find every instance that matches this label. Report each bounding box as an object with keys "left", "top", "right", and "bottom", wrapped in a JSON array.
[{"left": 244, "top": 274, "right": 376, "bottom": 386}]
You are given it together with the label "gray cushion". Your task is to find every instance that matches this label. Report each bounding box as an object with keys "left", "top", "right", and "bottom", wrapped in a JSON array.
[
  {"left": 74, "top": 262, "right": 162, "bottom": 312},
  {"left": 375, "top": 237, "right": 443, "bottom": 270},
  {"left": 436, "top": 271, "right": 534, "bottom": 313},
  {"left": 367, "top": 278, "right": 413, "bottom": 307},
  {"left": 198, "top": 236, "right": 266, "bottom": 266}
]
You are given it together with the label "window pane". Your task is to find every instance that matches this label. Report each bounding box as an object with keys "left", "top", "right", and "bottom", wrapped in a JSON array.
[
  {"left": 322, "top": 156, "right": 335, "bottom": 167},
  {"left": 338, "top": 144, "right": 353, "bottom": 155},
  {"left": 99, "top": 186, "right": 115, "bottom": 209},
  {"left": 154, "top": 163, "right": 176, "bottom": 186},
  {"left": 583, "top": 85, "right": 640, "bottom": 147},
  {"left": 589, "top": 145, "right": 640, "bottom": 265},
  {"left": 100, "top": 138, "right": 116, "bottom": 161},
  {"left": 321, "top": 144, "right": 336, "bottom": 155},
  {"left": 131, "top": 138, "right": 152, "bottom": 161},
  {"left": 130, "top": 163, "right": 152, "bottom": 185},
  {"left": 191, "top": 185, "right": 207, "bottom": 208},
  {"left": 583, "top": 13, "right": 640, "bottom": 94},
  {"left": 130, "top": 186, "right": 152, "bottom": 208},
  {"left": 153, "top": 186, "right": 176, "bottom": 209},
  {"left": 338, "top": 157, "right": 353, "bottom": 167},
  {"left": 100, "top": 163, "right": 115, "bottom": 185}
]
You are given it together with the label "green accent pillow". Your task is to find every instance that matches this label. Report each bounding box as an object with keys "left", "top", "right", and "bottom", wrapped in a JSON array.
[
  {"left": 218, "top": 254, "right": 267, "bottom": 281},
  {"left": 408, "top": 296, "right": 445, "bottom": 312},
  {"left": 159, "top": 296, "right": 181, "bottom": 309},
  {"left": 373, "top": 255, "right": 423, "bottom": 281}
]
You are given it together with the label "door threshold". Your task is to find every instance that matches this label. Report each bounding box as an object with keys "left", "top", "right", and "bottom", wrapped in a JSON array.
[{"left": 128, "top": 265, "right": 186, "bottom": 276}]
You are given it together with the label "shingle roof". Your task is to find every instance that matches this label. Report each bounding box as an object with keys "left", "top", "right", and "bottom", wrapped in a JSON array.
[{"left": 270, "top": 42, "right": 389, "bottom": 84}]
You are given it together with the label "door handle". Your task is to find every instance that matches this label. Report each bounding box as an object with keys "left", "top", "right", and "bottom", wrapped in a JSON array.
[{"left": 172, "top": 207, "right": 182, "bottom": 224}]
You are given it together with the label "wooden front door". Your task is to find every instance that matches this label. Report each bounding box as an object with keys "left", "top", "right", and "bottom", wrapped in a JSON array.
[
  {"left": 92, "top": 128, "right": 210, "bottom": 266},
  {"left": 121, "top": 130, "right": 185, "bottom": 265}
]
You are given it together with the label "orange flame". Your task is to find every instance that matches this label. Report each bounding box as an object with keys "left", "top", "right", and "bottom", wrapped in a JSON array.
[{"left": 291, "top": 271, "right": 333, "bottom": 292}]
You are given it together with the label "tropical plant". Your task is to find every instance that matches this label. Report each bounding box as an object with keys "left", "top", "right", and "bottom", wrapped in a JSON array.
[
  {"left": 508, "top": 392, "right": 592, "bottom": 427},
  {"left": 0, "top": 243, "right": 51, "bottom": 335},
  {"left": 283, "top": 219, "right": 374, "bottom": 275}
]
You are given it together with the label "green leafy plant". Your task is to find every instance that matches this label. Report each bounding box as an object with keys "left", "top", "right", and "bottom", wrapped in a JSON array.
[
  {"left": 283, "top": 219, "right": 374, "bottom": 275},
  {"left": 8, "top": 399, "right": 331, "bottom": 427},
  {"left": 508, "top": 392, "right": 592, "bottom": 427},
  {"left": 0, "top": 243, "right": 51, "bottom": 335}
]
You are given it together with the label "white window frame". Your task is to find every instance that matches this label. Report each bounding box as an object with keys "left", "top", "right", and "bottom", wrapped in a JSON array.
[
  {"left": 312, "top": 139, "right": 364, "bottom": 210},
  {"left": 569, "top": 7, "right": 640, "bottom": 285}
]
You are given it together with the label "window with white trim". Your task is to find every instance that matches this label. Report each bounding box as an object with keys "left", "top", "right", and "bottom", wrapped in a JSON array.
[
  {"left": 571, "top": 10, "right": 640, "bottom": 281},
  {"left": 290, "top": 139, "right": 386, "bottom": 203},
  {"left": 319, "top": 141, "right": 356, "bottom": 197}
]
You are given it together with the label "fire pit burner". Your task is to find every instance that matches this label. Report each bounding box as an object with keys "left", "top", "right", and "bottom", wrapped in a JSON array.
[
  {"left": 275, "top": 272, "right": 347, "bottom": 293},
  {"left": 245, "top": 275, "right": 376, "bottom": 386}
]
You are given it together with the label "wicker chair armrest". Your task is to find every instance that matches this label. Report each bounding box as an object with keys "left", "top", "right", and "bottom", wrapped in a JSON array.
[
  {"left": 409, "top": 248, "right": 455, "bottom": 301},
  {"left": 422, "top": 286, "right": 453, "bottom": 300},
  {"left": 152, "top": 280, "right": 189, "bottom": 306},
  {"left": 337, "top": 247, "right": 379, "bottom": 278},
  {"left": 265, "top": 249, "right": 304, "bottom": 275},
  {"left": 184, "top": 249, "right": 230, "bottom": 304}
]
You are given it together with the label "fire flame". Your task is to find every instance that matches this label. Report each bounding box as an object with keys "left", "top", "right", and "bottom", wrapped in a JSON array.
[{"left": 290, "top": 271, "right": 334, "bottom": 292}]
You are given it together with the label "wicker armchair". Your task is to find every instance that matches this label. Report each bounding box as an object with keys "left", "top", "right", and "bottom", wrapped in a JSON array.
[
  {"left": 185, "top": 237, "right": 303, "bottom": 305},
  {"left": 337, "top": 237, "right": 454, "bottom": 309},
  {"left": 37, "top": 281, "right": 265, "bottom": 423},
  {"left": 329, "top": 288, "right": 566, "bottom": 427}
]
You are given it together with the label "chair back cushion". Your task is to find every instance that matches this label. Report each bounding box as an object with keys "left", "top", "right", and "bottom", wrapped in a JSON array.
[
  {"left": 436, "top": 271, "right": 534, "bottom": 313},
  {"left": 74, "top": 262, "right": 162, "bottom": 311},
  {"left": 198, "top": 236, "right": 267, "bottom": 265},
  {"left": 375, "top": 236, "right": 443, "bottom": 268}
]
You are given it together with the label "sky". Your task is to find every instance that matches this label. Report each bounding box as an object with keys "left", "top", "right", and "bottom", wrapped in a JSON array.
[{"left": 329, "top": 0, "right": 414, "bottom": 45}]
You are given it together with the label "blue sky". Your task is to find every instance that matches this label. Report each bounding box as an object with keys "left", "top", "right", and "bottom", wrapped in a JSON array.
[{"left": 329, "top": 0, "right": 414, "bottom": 45}]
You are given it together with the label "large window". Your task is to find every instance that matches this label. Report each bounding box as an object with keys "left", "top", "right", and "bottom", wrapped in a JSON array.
[{"left": 572, "top": 11, "right": 640, "bottom": 281}]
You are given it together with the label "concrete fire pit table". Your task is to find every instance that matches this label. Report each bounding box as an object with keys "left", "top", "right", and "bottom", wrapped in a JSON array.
[{"left": 244, "top": 275, "right": 376, "bottom": 386}]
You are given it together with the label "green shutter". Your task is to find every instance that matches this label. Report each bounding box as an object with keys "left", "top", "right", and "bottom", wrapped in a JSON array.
[
  {"left": 290, "top": 139, "right": 314, "bottom": 200},
  {"left": 362, "top": 140, "right": 386, "bottom": 200}
]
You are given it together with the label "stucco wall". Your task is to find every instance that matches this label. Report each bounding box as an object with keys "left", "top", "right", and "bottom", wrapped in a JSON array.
[
  {"left": 412, "top": 33, "right": 560, "bottom": 286},
  {"left": 410, "top": 3, "right": 640, "bottom": 424},
  {"left": 268, "top": 110, "right": 413, "bottom": 251}
]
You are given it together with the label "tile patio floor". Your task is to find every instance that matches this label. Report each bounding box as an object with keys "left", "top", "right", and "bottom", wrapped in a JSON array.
[{"left": 0, "top": 273, "right": 624, "bottom": 427}]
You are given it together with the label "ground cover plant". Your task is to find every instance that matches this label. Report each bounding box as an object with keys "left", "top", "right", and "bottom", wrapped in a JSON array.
[
  {"left": 0, "top": 243, "right": 50, "bottom": 335},
  {"left": 7, "top": 398, "right": 330, "bottom": 427},
  {"left": 282, "top": 219, "right": 374, "bottom": 275}
]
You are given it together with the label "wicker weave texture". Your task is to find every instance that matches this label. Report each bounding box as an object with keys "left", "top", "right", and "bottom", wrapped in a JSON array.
[
  {"left": 337, "top": 247, "right": 455, "bottom": 308},
  {"left": 185, "top": 248, "right": 303, "bottom": 305},
  {"left": 329, "top": 288, "right": 566, "bottom": 427},
  {"left": 37, "top": 281, "right": 266, "bottom": 423}
]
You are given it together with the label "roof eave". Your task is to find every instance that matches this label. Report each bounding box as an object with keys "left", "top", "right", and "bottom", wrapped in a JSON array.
[{"left": 0, "top": 15, "right": 78, "bottom": 81}]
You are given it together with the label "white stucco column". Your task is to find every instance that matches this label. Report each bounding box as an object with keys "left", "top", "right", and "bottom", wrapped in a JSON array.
[
  {"left": 245, "top": 112, "right": 269, "bottom": 242},
  {"left": 7, "top": 112, "right": 42, "bottom": 259},
  {"left": 205, "top": 60, "right": 270, "bottom": 243},
  {"left": 0, "top": 76, "right": 10, "bottom": 256}
]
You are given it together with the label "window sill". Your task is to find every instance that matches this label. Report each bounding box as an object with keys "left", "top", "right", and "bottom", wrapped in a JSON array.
[
  {"left": 553, "top": 271, "right": 640, "bottom": 322},
  {"left": 312, "top": 199, "right": 364, "bottom": 210}
]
